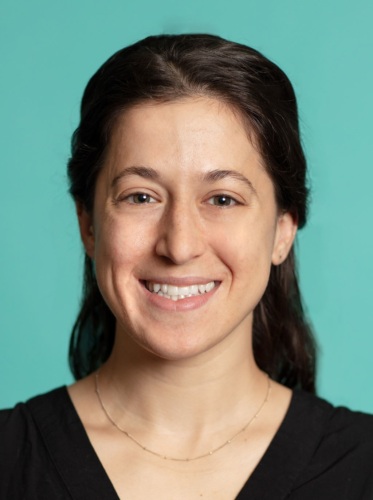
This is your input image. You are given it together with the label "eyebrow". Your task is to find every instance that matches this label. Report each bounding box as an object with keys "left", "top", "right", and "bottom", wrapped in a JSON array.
[
  {"left": 111, "top": 166, "right": 159, "bottom": 187},
  {"left": 111, "top": 166, "right": 256, "bottom": 193},
  {"left": 203, "top": 169, "right": 256, "bottom": 193}
]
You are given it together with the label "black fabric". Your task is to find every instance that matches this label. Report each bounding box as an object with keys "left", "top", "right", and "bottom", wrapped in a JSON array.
[{"left": 1, "top": 387, "right": 372, "bottom": 499}]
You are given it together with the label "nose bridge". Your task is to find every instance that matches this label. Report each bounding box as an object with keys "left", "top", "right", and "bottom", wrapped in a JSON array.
[{"left": 155, "top": 198, "right": 205, "bottom": 264}]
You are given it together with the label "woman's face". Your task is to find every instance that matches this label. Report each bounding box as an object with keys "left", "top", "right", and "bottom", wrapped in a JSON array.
[{"left": 79, "top": 97, "right": 296, "bottom": 361}]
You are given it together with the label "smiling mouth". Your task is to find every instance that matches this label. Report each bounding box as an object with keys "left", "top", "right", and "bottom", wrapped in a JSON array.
[{"left": 144, "top": 281, "right": 217, "bottom": 301}]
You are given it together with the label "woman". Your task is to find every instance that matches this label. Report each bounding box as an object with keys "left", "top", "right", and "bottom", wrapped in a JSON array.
[{"left": 1, "top": 34, "right": 372, "bottom": 499}]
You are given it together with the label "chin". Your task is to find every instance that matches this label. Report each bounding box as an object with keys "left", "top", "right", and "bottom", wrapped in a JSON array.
[{"left": 120, "top": 325, "right": 219, "bottom": 363}]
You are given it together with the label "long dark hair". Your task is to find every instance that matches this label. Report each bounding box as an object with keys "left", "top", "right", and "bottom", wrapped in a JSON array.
[{"left": 67, "top": 34, "right": 316, "bottom": 392}]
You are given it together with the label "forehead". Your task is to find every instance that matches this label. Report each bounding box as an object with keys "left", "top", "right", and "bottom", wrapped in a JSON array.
[{"left": 105, "top": 97, "right": 266, "bottom": 177}]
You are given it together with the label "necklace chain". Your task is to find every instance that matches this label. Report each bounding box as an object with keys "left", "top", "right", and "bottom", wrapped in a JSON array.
[{"left": 95, "top": 371, "right": 271, "bottom": 462}]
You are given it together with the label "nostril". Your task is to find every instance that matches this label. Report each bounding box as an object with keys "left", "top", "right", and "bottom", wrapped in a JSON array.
[{"left": 154, "top": 216, "right": 206, "bottom": 265}]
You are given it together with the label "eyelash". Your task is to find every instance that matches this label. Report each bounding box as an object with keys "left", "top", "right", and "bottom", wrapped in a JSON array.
[
  {"left": 206, "top": 194, "right": 240, "bottom": 207},
  {"left": 117, "top": 192, "right": 240, "bottom": 207},
  {"left": 121, "top": 192, "right": 157, "bottom": 204}
]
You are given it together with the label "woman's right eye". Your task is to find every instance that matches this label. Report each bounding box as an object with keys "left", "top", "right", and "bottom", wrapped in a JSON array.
[{"left": 124, "top": 193, "right": 157, "bottom": 204}]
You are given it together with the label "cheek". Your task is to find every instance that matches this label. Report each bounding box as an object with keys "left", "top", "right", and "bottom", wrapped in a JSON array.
[
  {"left": 93, "top": 214, "right": 151, "bottom": 292},
  {"left": 213, "top": 220, "right": 276, "bottom": 285},
  {"left": 95, "top": 213, "right": 152, "bottom": 259}
]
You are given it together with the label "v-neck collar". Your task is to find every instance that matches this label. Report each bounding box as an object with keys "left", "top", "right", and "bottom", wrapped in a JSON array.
[
  {"left": 236, "top": 390, "right": 332, "bottom": 499},
  {"left": 28, "top": 387, "right": 119, "bottom": 499},
  {"left": 27, "top": 387, "right": 332, "bottom": 500}
]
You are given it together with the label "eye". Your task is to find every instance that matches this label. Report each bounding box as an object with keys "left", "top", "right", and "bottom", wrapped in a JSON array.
[
  {"left": 207, "top": 195, "right": 239, "bottom": 207},
  {"left": 124, "top": 193, "right": 157, "bottom": 204}
]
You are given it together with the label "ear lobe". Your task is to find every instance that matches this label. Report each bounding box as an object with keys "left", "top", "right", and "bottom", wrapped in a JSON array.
[
  {"left": 272, "top": 212, "right": 298, "bottom": 266},
  {"left": 76, "top": 202, "right": 95, "bottom": 258}
]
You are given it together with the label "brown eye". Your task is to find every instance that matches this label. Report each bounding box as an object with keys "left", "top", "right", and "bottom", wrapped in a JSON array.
[
  {"left": 207, "top": 195, "right": 238, "bottom": 207},
  {"left": 126, "top": 193, "right": 156, "bottom": 204}
]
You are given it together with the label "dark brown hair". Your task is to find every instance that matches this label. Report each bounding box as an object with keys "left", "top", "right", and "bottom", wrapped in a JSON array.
[{"left": 67, "top": 34, "right": 316, "bottom": 392}]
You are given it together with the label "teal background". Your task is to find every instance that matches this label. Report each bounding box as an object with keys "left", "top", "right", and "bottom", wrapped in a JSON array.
[{"left": 1, "top": 0, "right": 372, "bottom": 411}]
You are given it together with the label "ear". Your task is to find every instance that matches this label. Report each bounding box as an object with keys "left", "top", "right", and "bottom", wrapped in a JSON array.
[
  {"left": 76, "top": 201, "right": 95, "bottom": 259},
  {"left": 271, "top": 211, "right": 298, "bottom": 266}
]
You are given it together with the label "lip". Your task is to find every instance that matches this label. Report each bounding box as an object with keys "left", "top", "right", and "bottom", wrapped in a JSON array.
[
  {"left": 140, "top": 277, "right": 217, "bottom": 287},
  {"left": 140, "top": 278, "right": 220, "bottom": 312}
]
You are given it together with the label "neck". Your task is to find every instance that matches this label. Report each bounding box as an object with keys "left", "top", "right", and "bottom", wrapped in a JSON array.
[{"left": 98, "top": 330, "right": 268, "bottom": 434}]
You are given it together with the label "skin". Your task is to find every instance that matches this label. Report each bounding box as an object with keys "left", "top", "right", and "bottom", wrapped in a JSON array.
[{"left": 69, "top": 97, "right": 297, "bottom": 499}]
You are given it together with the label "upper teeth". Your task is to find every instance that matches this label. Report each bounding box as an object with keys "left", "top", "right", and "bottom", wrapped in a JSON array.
[{"left": 147, "top": 281, "right": 215, "bottom": 300}]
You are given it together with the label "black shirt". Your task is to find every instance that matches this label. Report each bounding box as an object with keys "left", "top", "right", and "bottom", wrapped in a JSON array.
[{"left": 1, "top": 387, "right": 372, "bottom": 499}]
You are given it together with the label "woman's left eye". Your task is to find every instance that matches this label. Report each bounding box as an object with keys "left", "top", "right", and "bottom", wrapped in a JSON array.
[
  {"left": 206, "top": 195, "right": 238, "bottom": 207},
  {"left": 125, "top": 193, "right": 157, "bottom": 204}
]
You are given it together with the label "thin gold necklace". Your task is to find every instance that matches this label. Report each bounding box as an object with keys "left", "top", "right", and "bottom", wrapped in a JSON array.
[{"left": 95, "top": 371, "right": 271, "bottom": 462}]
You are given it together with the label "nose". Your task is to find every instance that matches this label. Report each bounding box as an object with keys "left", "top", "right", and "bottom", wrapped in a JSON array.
[{"left": 155, "top": 202, "right": 206, "bottom": 265}]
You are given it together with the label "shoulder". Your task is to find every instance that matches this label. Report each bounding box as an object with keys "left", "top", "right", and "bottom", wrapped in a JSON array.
[
  {"left": 0, "top": 403, "right": 29, "bottom": 465},
  {"left": 290, "top": 391, "right": 373, "bottom": 498},
  {"left": 0, "top": 386, "right": 69, "bottom": 437},
  {"left": 326, "top": 397, "right": 373, "bottom": 440},
  {"left": 294, "top": 389, "right": 373, "bottom": 445},
  {"left": 0, "top": 387, "right": 70, "bottom": 499},
  {"left": 0, "top": 386, "right": 72, "bottom": 460}
]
